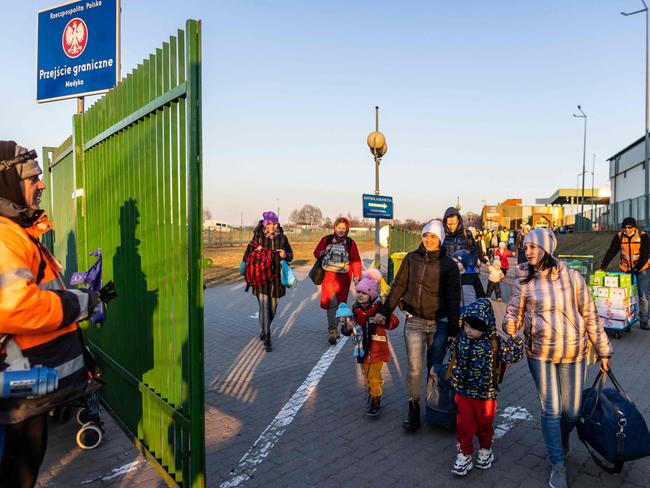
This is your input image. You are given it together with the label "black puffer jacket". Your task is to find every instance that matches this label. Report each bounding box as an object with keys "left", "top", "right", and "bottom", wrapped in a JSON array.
[
  {"left": 242, "top": 221, "right": 294, "bottom": 298},
  {"left": 380, "top": 244, "right": 461, "bottom": 336},
  {"left": 442, "top": 207, "right": 479, "bottom": 266}
]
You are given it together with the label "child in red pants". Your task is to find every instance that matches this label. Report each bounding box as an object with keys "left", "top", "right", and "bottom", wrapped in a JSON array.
[{"left": 449, "top": 298, "right": 522, "bottom": 476}]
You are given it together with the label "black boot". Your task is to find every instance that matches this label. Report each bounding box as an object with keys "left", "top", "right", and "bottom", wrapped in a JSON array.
[
  {"left": 259, "top": 330, "right": 267, "bottom": 341},
  {"left": 402, "top": 400, "right": 420, "bottom": 431},
  {"left": 263, "top": 330, "right": 272, "bottom": 351},
  {"left": 366, "top": 397, "right": 382, "bottom": 417},
  {"left": 641, "top": 321, "right": 649, "bottom": 330},
  {"left": 328, "top": 328, "right": 338, "bottom": 345}
]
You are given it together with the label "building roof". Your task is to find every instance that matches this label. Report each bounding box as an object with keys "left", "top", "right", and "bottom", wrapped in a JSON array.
[
  {"left": 542, "top": 188, "right": 610, "bottom": 205},
  {"left": 607, "top": 135, "right": 646, "bottom": 161}
]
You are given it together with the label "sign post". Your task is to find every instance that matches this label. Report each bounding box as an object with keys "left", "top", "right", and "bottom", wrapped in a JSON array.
[{"left": 37, "top": 0, "right": 120, "bottom": 104}]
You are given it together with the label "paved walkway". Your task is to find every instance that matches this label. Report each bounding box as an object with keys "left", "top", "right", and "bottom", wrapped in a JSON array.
[{"left": 38, "top": 254, "right": 650, "bottom": 487}]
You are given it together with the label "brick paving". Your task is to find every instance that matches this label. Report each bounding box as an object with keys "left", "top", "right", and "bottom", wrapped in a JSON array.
[{"left": 38, "top": 254, "right": 650, "bottom": 487}]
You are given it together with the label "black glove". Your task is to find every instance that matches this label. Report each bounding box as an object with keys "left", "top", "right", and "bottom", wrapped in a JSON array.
[
  {"left": 80, "top": 289, "right": 101, "bottom": 319},
  {"left": 99, "top": 281, "right": 118, "bottom": 303}
]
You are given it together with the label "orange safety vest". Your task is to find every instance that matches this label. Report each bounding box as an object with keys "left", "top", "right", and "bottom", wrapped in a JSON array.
[
  {"left": 618, "top": 230, "right": 650, "bottom": 272},
  {"left": 0, "top": 212, "right": 95, "bottom": 424}
]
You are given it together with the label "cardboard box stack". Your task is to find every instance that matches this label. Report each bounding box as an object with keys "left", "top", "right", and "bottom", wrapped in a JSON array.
[{"left": 590, "top": 271, "right": 638, "bottom": 330}]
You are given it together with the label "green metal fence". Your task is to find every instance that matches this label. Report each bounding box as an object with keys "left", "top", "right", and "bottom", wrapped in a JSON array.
[
  {"left": 41, "top": 140, "right": 77, "bottom": 284},
  {"left": 387, "top": 227, "right": 421, "bottom": 282},
  {"left": 41, "top": 20, "right": 204, "bottom": 488}
]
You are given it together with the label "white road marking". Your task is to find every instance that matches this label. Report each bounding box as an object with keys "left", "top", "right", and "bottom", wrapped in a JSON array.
[
  {"left": 219, "top": 337, "right": 349, "bottom": 488},
  {"left": 81, "top": 461, "right": 142, "bottom": 484},
  {"left": 493, "top": 405, "right": 533, "bottom": 439},
  {"left": 249, "top": 312, "right": 259, "bottom": 319}
]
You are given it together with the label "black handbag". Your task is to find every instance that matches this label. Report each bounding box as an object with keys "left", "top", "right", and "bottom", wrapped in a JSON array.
[
  {"left": 577, "top": 368, "right": 650, "bottom": 474},
  {"left": 309, "top": 256, "right": 325, "bottom": 285}
]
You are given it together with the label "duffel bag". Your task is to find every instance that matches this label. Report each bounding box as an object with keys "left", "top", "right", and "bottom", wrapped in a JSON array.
[
  {"left": 577, "top": 368, "right": 650, "bottom": 474},
  {"left": 424, "top": 348, "right": 457, "bottom": 429}
]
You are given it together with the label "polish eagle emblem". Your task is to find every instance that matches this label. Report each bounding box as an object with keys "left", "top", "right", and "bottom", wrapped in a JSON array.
[{"left": 62, "top": 18, "right": 88, "bottom": 58}]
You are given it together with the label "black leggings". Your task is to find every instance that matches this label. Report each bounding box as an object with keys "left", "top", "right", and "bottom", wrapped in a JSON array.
[
  {"left": 0, "top": 414, "right": 48, "bottom": 488},
  {"left": 486, "top": 280, "right": 502, "bottom": 300}
]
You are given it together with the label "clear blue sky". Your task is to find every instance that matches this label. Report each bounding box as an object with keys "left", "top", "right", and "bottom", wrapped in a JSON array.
[{"left": 1, "top": 1, "right": 647, "bottom": 225}]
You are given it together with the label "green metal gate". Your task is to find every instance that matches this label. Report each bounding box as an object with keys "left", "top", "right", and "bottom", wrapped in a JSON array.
[
  {"left": 41, "top": 140, "right": 77, "bottom": 284},
  {"left": 41, "top": 20, "right": 204, "bottom": 488}
]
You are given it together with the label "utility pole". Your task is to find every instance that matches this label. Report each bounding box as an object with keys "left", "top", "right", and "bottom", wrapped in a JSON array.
[
  {"left": 622, "top": 1, "right": 650, "bottom": 224},
  {"left": 592, "top": 154, "right": 596, "bottom": 227},
  {"left": 573, "top": 105, "right": 587, "bottom": 231}
]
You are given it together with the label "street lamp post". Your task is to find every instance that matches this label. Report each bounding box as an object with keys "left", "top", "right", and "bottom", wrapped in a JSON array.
[
  {"left": 573, "top": 105, "right": 587, "bottom": 231},
  {"left": 592, "top": 154, "right": 596, "bottom": 226},
  {"left": 622, "top": 1, "right": 649, "bottom": 225},
  {"left": 367, "top": 106, "right": 388, "bottom": 269}
]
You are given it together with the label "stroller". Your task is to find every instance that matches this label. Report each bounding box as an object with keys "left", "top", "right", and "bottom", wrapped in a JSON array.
[{"left": 49, "top": 249, "right": 116, "bottom": 449}]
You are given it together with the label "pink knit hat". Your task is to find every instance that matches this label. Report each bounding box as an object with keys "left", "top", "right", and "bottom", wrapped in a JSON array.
[{"left": 356, "top": 268, "right": 381, "bottom": 301}]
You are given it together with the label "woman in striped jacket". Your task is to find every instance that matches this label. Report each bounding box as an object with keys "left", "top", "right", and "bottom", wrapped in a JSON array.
[{"left": 503, "top": 228, "right": 612, "bottom": 488}]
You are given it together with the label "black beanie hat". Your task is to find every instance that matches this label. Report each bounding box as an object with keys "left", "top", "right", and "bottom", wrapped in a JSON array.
[
  {"left": 622, "top": 217, "right": 637, "bottom": 229},
  {"left": 0, "top": 141, "right": 27, "bottom": 207},
  {"left": 463, "top": 315, "right": 488, "bottom": 333}
]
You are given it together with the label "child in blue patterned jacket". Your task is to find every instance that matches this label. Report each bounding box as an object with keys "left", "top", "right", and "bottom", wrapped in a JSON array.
[{"left": 449, "top": 298, "right": 523, "bottom": 477}]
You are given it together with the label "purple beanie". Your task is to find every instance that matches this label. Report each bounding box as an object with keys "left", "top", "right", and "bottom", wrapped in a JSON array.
[{"left": 263, "top": 211, "right": 279, "bottom": 226}]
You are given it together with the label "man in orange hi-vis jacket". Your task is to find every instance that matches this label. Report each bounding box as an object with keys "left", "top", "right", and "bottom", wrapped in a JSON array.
[{"left": 0, "top": 141, "right": 100, "bottom": 488}]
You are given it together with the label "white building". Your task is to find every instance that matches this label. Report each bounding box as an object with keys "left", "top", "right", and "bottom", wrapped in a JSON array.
[{"left": 607, "top": 135, "right": 648, "bottom": 226}]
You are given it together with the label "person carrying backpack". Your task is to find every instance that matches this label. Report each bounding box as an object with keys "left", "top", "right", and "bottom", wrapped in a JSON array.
[
  {"left": 450, "top": 298, "right": 523, "bottom": 476},
  {"left": 313, "top": 217, "right": 362, "bottom": 345},
  {"left": 242, "top": 211, "right": 293, "bottom": 352}
]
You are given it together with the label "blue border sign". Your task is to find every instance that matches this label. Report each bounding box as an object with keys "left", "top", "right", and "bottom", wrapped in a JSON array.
[
  {"left": 37, "top": 0, "right": 120, "bottom": 103},
  {"left": 363, "top": 194, "right": 393, "bottom": 219}
]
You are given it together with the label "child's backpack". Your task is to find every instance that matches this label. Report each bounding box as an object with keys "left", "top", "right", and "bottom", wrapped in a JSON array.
[
  {"left": 245, "top": 240, "right": 274, "bottom": 289},
  {"left": 322, "top": 236, "right": 352, "bottom": 273}
]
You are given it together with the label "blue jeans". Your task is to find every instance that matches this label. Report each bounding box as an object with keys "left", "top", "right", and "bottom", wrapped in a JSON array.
[
  {"left": 527, "top": 358, "right": 586, "bottom": 464},
  {"left": 429, "top": 320, "right": 448, "bottom": 368},
  {"left": 637, "top": 269, "right": 649, "bottom": 322},
  {"left": 404, "top": 316, "right": 437, "bottom": 401}
]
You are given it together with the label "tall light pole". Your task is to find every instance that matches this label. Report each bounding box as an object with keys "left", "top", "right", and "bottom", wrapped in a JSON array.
[
  {"left": 622, "top": 1, "right": 649, "bottom": 225},
  {"left": 592, "top": 154, "right": 596, "bottom": 225},
  {"left": 573, "top": 105, "right": 587, "bottom": 231},
  {"left": 367, "top": 106, "right": 387, "bottom": 269}
]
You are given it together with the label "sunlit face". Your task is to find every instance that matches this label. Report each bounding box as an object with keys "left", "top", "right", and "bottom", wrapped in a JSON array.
[
  {"left": 20, "top": 175, "right": 46, "bottom": 210},
  {"left": 265, "top": 222, "right": 278, "bottom": 234},
  {"left": 357, "top": 291, "right": 370, "bottom": 304},
  {"left": 525, "top": 243, "right": 546, "bottom": 267},
  {"left": 447, "top": 215, "right": 459, "bottom": 233},
  {"left": 463, "top": 322, "right": 484, "bottom": 339},
  {"left": 623, "top": 225, "right": 636, "bottom": 237},
  {"left": 335, "top": 222, "right": 347, "bottom": 237},
  {"left": 422, "top": 233, "right": 440, "bottom": 252}
]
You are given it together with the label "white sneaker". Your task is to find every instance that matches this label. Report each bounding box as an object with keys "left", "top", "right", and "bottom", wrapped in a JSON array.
[
  {"left": 451, "top": 453, "right": 473, "bottom": 476},
  {"left": 475, "top": 448, "right": 494, "bottom": 470}
]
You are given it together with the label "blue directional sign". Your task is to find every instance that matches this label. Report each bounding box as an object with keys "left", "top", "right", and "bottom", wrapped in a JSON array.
[
  {"left": 363, "top": 194, "right": 393, "bottom": 219},
  {"left": 37, "top": 0, "right": 120, "bottom": 103}
]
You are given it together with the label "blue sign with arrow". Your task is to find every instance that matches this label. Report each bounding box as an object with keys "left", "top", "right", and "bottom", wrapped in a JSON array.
[{"left": 363, "top": 194, "right": 393, "bottom": 219}]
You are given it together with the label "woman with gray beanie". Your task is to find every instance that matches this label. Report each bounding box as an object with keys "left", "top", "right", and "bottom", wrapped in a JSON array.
[{"left": 503, "top": 228, "right": 612, "bottom": 488}]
